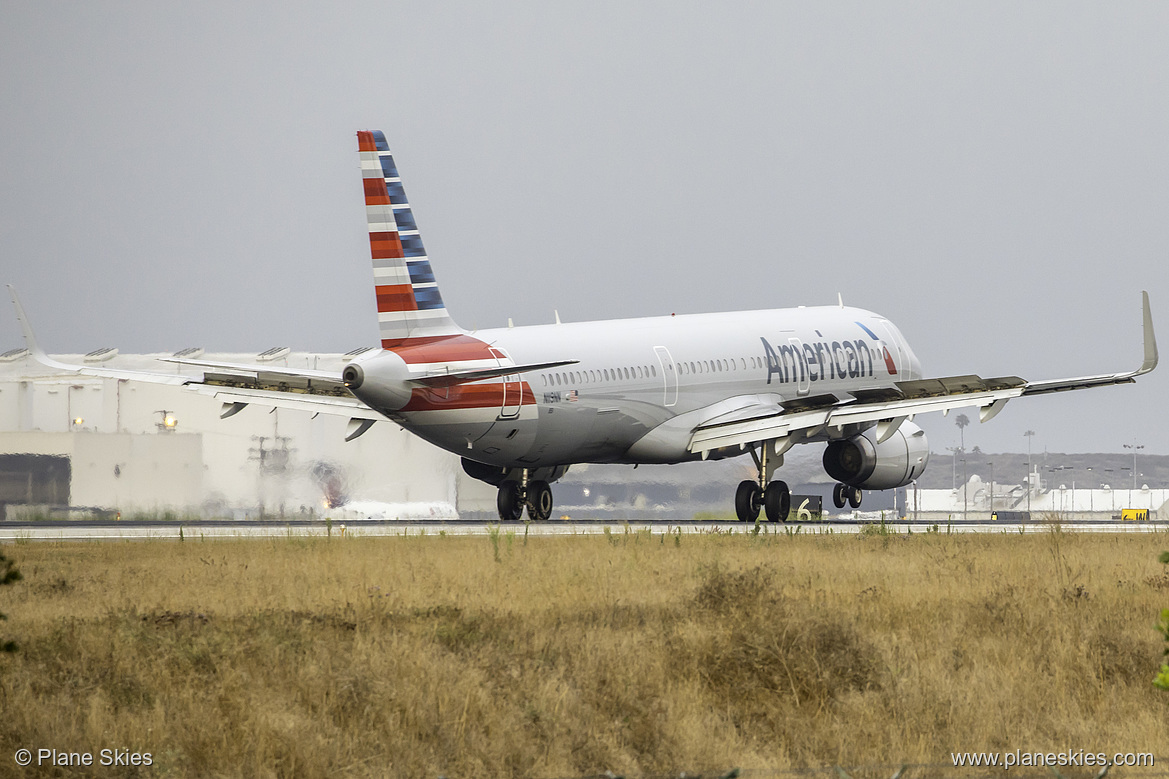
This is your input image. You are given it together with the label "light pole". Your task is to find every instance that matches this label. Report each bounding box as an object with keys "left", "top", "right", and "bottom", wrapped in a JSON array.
[
  {"left": 962, "top": 457, "right": 968, "bottom": 520},
  {"left": 1023, "top": 430, "right": 1035, "bottom": 515},
  {"left": 1123, "top": 442, "right": 1144, "bottom": 490},
  {"left": 987, "top": 461, "right": 995, "bottom": 514},
  {"left": 946, "top": 447, "right": 960, "bottom": 491}
]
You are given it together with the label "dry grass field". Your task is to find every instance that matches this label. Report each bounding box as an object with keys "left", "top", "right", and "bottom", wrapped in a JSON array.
[{"left": 1, "top": 525, "right": 1168, "bottom": 778}]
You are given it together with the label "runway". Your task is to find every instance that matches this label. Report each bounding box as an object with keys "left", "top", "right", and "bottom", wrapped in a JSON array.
[{"left": 1, "top": 517, "right": 1166, "bottom": 541}]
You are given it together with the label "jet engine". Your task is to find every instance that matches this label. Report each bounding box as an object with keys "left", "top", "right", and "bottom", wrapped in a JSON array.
[{"left": 822, "top": 421, "right": 930, "bottom": 490}]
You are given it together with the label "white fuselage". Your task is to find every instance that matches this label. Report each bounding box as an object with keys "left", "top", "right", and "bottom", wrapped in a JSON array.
[{"left": 351, "top": 304, "right": 923, "bottom": 469}]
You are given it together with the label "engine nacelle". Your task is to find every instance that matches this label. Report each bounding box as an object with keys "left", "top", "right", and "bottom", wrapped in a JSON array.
[
  {"left": 822, "top": 421, "right": 930, "bottom": 490},
  {"left": 342, "top": 350, "right": 414, "bottom": 412}
]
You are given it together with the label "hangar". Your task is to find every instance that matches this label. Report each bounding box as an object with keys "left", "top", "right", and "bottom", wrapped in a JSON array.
[{"left": 0, "top": 348, "right": 494, "bottom": 519}]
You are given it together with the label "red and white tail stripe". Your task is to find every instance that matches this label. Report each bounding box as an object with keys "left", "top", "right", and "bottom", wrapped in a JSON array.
[{"left": 358, "top": 130, "right": 462, "bottom": 349}]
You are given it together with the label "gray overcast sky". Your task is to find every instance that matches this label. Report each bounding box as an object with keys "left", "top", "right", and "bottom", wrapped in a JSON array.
[{"left": 1, "top": 2, "right": 1166, "bottom": 458}]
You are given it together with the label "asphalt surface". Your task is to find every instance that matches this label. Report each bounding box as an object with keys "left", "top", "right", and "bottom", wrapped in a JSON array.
[{"left": 1, "top": 517, "right": 1165, "bottom": 541}]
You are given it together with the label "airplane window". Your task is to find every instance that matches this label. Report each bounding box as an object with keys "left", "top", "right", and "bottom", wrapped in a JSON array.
[
  {"left": 689, "top": 361, "right": 695, "bottom": 373},
  {"left": 740, "top": 358, "right": 746, "bottom": 370},
  {"left": 637, "top": 366, "right": 643, "bottom": 379},
  {"left": 603, "top": 369, "right": 609, "bottom": 381},
  {"left": 574, "top": 372, "right": 581, "bottom": 384},
  {"left": 554, "top": 374, "right": 560, "bottom": 386},
  {"left": 651, "top": 365, "right": 657, "bottom": 377},
  {"left": 541, "top": 375, "right": 547, "bottom": 386}
]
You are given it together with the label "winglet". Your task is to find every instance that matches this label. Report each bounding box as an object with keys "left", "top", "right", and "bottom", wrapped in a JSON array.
[
  {"left": 1139, "top": 290, "right": 1158, "bottom": 375},
  {"left": 6, "top": 285, "right": 74, "bottom": 372}
]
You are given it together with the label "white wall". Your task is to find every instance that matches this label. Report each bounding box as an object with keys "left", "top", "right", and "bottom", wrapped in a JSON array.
[{"left": 0, "top": 354, "right": 488, "bottom": 516}]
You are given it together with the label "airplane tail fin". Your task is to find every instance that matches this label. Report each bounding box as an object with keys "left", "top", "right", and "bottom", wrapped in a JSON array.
[{"left": 358, "top": 130, "right": 463, "bottom": 348}]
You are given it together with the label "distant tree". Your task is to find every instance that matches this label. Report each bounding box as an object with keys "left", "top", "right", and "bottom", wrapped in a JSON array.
[
  {"left": 954, "top": 413, "right": 970, "bottom": 452},
  {"left": 1156, "top": 551, "right": 1169, "bottom": 692},
  {"left": 0, "top": 551, "right": 20, "bottom": 652}
]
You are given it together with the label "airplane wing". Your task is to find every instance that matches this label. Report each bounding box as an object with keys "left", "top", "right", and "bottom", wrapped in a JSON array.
[
  {"left": 7, "top": 285, "right": 578, "bottom": 435},
  {"left": 689, "top": 291, "right": 1158, "bottom": 457}
]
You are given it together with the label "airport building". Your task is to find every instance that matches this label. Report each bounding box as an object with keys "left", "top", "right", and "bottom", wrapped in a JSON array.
[{"left": 0, "top": 349, "right": 495, "bottom": 519}]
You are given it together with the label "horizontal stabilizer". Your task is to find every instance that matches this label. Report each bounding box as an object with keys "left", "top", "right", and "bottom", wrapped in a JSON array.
[{"left": 410, "top": 359, "right": 580, "bottom": 387}]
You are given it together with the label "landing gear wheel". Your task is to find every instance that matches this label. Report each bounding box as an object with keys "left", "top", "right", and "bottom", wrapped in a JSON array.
[
  {"left": 833, "top": 483, "right": 848, "bottom": 509},
  {"left": 526, "top": 480, "right": 553, "bottom": 521},
  {"left": 735, "top": 480, "right": 761, "bottom": 522},
  {"left": 848, "top": 487, "right": 863, "bottom": 509},
  {"left": 763, "top": 480, "right": 791, "bottom": 522},
  {"left": 496, "top": 482, "right": 524, "bottom": 521}
]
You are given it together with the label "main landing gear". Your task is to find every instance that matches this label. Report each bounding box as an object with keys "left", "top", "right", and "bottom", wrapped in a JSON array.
[
  {"left": 734, "top": 443, "right": 791, "bottom": 522},
  {"left": 832, "top": 482, "right": 863, "bottom": 509},
  {"left": 497, "top": 471, "right": 554, "bottom": 521}
]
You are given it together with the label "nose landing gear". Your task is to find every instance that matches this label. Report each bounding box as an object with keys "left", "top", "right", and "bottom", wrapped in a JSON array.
[
  {"left": 734, "top": 442, "right": 791, "bottom": 522},
  {"left": 496, "top": 471, "right": 554, "bottom": 521}
]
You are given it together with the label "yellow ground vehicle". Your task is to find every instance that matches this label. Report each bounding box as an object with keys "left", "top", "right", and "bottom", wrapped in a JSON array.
[{"left": 1121, "top": 508, "right": 1149, "bottom": 521}]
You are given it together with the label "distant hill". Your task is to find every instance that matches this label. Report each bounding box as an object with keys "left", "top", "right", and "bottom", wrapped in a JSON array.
[{"left": 917, "top": 452, "right": 1167, "bottom": 490}]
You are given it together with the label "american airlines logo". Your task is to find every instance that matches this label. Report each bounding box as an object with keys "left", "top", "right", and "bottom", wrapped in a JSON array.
[{"left": 760, "top": 325, "right": 897, "bottom": 386}]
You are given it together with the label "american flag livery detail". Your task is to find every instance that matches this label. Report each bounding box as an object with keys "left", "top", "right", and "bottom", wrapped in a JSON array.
[{"left": 357, "top": 130, "right": 462, "bottom": 349}]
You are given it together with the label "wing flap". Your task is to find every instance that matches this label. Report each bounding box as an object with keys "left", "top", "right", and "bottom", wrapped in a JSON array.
[
  {"left": 189, "top": 386, "right": 381, "bottom": 419},
  {"left": 688, "top": 385, "right": 1026, "bottom": 455}
]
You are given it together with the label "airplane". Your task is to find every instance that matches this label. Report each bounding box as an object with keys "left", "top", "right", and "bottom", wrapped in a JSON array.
[{"left": 8, "top": 129, "right": 1160, "bottom": 522}]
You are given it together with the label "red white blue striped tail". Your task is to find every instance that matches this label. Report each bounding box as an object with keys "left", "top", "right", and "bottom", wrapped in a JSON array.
[{"left": 358, "top": 130, "right": 462, "bottom": 348}]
